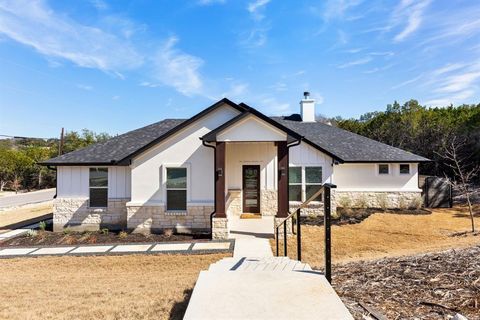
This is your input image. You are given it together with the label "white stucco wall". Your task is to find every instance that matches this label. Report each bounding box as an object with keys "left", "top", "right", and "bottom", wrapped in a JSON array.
[
  {"left": 225, "top": 142, "right": 277, "bottom": 191},
  {"left": 333, "top": 163, "right": 420, "bottom": 191},
  {"left": 129, "top": 103, "right": 241, "bottom": 205},
  {"left": 56, "top": 166, "right": 131, "bottom": 198}
]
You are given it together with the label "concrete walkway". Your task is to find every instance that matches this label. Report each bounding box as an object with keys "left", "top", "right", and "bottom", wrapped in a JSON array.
[
  {"left": 0, "top": 240, "right": 233, "bottom": 258},
  {"left": 184, "top": 217, "right": 354, "bottom": 320}
]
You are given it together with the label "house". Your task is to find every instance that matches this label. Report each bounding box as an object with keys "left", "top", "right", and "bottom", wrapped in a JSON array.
[{"left": 42, "top": 93, "right": 429, "bottom": 239}]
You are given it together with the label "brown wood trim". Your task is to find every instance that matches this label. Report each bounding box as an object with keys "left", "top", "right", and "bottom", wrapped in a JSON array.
[
  {"left": 215, "top": 142, "right": 226, "bottom": 218},
  {"left": 242, "top": 165, "right": 261, "bottom": 213},
  {"left": 277, "top": 141, "right": 288, "bottom": 217}
]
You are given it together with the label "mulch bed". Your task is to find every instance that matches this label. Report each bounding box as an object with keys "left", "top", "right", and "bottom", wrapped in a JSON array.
[
  {"left": 332, "top": 246, "right": 480, "bottom": 319},
  {"left": 0, "top": 230, "right": 210, "bottom": 247},
  {"left": 301, "top": 208, "right": 431, "bottom": 226}
]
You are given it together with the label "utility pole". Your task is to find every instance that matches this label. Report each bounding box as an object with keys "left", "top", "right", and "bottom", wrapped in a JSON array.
[{"left": 59, "top": 127, "right": 64, "bottom": 156}]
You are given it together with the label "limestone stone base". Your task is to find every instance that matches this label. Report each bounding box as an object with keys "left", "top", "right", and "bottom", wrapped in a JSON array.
[
  {"left": 126, "top": 205, "right": 212, "bottom": 233},
  {"left": 53, "top": 198, "right": 129, "bottom": 232},
  {"left": 260, "top": 190, "right": 277, "bottom": 216},
  {"left": 334, "top": 190, "right": 422, "bottom": 209},
  {"left": 226, "top": 190, "right": 242, "bottom": 216},
  {"left": 289, "top": 202, "right": 324, "bottom": 217},
  {"left": 212, "top": 217, "right": 229, "bottom": 239}
]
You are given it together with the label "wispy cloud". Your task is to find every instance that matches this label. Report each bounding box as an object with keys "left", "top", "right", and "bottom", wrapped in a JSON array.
[
  {"left": 337, "top": 57, "right": 372, "bottom": 69},
  {"left": 90, "top": 0, "right": 108, "bottom": 10},
  {"left": 153, "top": 36, "right": 204, "bottom": 97},
  {"left": 76, "top": 84, "right": 93, "bottom": 91},
  {"left": 322, "top": 0, "right": 364, "bottom": 22},
  {"left": 0, "top": 0, "right": 143, "bottom": 75},
  {"left": 391, "top": 75, "right": 422, "bottom": 90},
  {"left": 247, "top": 0, "right": 271, "bottom": 21},
  {"left": 390, "top": 0, "right": 431, "bottom": 42}
]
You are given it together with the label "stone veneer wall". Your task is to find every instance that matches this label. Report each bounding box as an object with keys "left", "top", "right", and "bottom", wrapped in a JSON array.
[
  {"left": 333, "top": 190, "right": 422, "bottom": 210},
  {"left": 289, "top": 202, "right": 324, "bottom": 217},
  {"left": 260, "top": 190, "right": 277, "bottom": 216},
  {"left": 53, "top": 198, "right": 129, "bottom": 232},
  {"left": 212, "top": 217, "right": 229, "bottom": 239},
  {"left": 126, "top": 205, "right": 213, "bottom": 233},
  {"left": 226, "top": 190, "right": 242, "bottom": 216}
]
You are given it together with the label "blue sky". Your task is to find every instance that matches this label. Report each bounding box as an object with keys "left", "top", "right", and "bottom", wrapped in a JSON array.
[{"left": 1, "top": 0, "right": 479, "bottom": 138}]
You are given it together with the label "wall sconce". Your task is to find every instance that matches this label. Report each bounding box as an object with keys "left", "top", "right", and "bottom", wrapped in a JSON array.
[
  {"left": 217, "top": 168, "right": 223, "bottom": 177},
  {"left": 280, "top": 166, "right": 286, "bottom": 176}
]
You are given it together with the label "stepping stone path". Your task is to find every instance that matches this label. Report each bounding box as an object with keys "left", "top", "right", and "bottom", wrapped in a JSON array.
[{"left": 0, "top": 240, "right": 233, "bottom": 258}]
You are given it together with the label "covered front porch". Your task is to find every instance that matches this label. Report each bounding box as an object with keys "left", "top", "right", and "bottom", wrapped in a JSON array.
[{"left": 201, "top": 109, "right": 302, "bottom": 239}]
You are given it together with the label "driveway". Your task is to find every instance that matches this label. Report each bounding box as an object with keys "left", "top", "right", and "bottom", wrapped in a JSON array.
[{"left": 0, "top": 189, "right": 55, "bottom": 209}]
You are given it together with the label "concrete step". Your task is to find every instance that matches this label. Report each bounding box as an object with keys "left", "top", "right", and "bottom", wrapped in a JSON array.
[
  {"left": 184, "top": 270, "right": 354, "bottom": 320},
  {"left": 208, "top": 256, "right": 314, "bottom": 273}
]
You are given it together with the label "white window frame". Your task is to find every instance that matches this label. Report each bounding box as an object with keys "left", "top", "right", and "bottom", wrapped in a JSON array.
[
  {"left": 162, "top": 164, "right": 190, "bottom": 212},
  {"left": 89, "top": 167, "right": 108, "bottom": 208},
  {"left": 289, "top": 165, "right": 323, "bottom": 203},
  {"left": 377, "top": 163, "right": 390, "bottom": 175},
  {"left": 399, "top": 163, "right": 410, "bottom": 175}
]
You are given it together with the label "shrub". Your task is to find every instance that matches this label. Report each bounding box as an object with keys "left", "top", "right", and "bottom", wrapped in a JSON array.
[
  {"left": 27, "top": 229, "right": 37, "bottom": 237},
  {"left": 376, "top": 193, "right": 389, "bottom": 211},
  {"left": 39, "top": 221, "right": 47, "bottom": 232},
  {"left": 87, "top": 235, "right": 97, "bottom": 244},
  {"left": 62, "top": 228, "right": 71, "bottom": 235},
  {"left": 118, "top": 231, "right": 128, "bottom": 239},
  {"left": 355, "top": 194, "right": 368, "bottom": 209},
  {"left": 410, "top": 195, "right": 423, "bottom": 210},
  {"left": 398, "top": 196, "right": 408, "bottom": 210},
  {"left": 163, "top": 228, "right": 174, "bottom": 237},
  {"left": 101, "top": 228, "right": 109, "bottom": 236},
  {"left": 337, "top": 195, "right": 352, "bottom": 209},
  {"left": 64, "top": 235, "right": 77, "bottom": 245}
]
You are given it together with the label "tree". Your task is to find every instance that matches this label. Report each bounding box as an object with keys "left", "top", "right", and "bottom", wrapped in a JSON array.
[
  {"left": 437, "top": 136, "right": 479, "bottom": 233},
  {"left": 0, "top": 148, "right": 15, "bottom": 191}
]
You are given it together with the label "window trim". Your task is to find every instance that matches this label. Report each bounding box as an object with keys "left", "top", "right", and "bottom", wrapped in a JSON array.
[
  {"left": 289, "top": 165, "right": 323, "bottom": 203},
  {"left": 378, "top": 163, "right": 390, "bottom": 175},
  {"left": 399, "top": 163, "right": 410, "bottom": 175},
  {"left": 89, "top": 167, "right": 108, "bottom": 208},
  {"left": 162, "top": 164, "right": 190, "bottom": 212},
  {"left": 288, "top": 166, "right": 302, "bottom": 202}
]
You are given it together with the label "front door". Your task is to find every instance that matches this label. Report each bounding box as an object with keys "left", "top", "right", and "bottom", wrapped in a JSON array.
[{"left": 242, "top": 165, "right": 260, "bottom": 213}]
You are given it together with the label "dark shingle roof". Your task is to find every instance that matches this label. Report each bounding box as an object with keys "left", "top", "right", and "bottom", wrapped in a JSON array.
[
  {"left": 42, "top": 119, "right": 186, "bottom": 165},
  {"left": 42, "top": 101, "right": 429, "bottom": 165},
  {"left": 272, "top": 116, "right": 429, "bottom": 162}
]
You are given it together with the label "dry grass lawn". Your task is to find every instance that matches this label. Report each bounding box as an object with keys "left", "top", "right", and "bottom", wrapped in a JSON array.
[
  {"left": 0, "top": 253, "right": 227, "bottom": 320},
  {"left": 274, "top": 205, "right": 480, "bottom": 268},
  {"left": 0, "top": 202, "right": 52, "bottom": 229}
]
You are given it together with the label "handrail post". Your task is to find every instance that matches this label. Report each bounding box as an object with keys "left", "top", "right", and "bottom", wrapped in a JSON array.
[
  {"left": 283, "top": 222, "right": 287, "bottom": 256},
  {"left": 276, "top": 226, "right": 279, "bottom": 256},
  {"left": 323, "top": 183, "right": 336, "bottom": 283},
  {"left": 296, "top": 208, "right": 301, "bottom": 261}
]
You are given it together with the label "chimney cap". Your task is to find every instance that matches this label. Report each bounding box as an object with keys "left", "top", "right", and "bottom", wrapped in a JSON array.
[{"left": 303, "top": 91, "right": 310, "bottom": 99}]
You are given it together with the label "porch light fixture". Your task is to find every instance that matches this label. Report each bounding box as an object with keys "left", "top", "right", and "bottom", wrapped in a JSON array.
[
  {"left": 280, "top": 166, "right": 286, "bottom": 176},
  {"left": 217, "top": 168, "right": 223, "bottom": 177}
]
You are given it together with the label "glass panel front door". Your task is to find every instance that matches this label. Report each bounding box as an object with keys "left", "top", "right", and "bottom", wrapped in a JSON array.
[{"left": 242, "top": 165, "right": 260, "bottom": 213}]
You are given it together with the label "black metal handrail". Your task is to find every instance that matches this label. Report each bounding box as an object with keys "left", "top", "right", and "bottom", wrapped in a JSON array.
[{"left": 275, "top": 183, "right": 337, "bottom": 283}]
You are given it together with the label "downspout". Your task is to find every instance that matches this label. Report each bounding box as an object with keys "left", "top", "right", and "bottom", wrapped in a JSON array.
[{"left": 201, "top": 139, "right": 217, "bottom": 239}]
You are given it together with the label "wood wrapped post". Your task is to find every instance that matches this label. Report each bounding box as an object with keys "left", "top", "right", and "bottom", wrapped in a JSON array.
[
  {"left": 276, "top": 141, "right": 288, "bottom": 218},
  {"left": 215, "top": 142, "right": 226, "bottom": 218}
]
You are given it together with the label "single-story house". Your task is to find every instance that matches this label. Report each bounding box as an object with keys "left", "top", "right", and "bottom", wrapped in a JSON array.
[{"left": 42, "top": 93, "right": 429, "bottom": 239}]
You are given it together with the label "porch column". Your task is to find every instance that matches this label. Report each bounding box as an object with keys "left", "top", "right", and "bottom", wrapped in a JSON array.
[
  {"left": 215, "top": 141, "right": 226, "bottom": 218},
  {"left": 277, "top": 141, "right": 288, "bottom": 218}
]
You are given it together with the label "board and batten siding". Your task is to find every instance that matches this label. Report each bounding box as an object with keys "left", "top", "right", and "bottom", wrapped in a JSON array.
[
  {"left": 333, "top": 163, "right": 420, "bottom": 191},
  {"left": 56, "top": 166, "right": 131, "bottom": 199},
  {"left": 225, "top": 142, "right": 277, "bottom": 191},
  {"left": 289, "top": 142, "right": 334, "bottom": 184}
]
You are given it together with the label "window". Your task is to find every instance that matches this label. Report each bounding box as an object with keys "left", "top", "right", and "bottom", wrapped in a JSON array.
[
  {"left": 89, "top": 168, "right": 108, "bottom": 207},
  {"left": 166, "top": 167, "right": 187, "bottom": 211},
  {"left": 399, "top": 164, "right": 410, "bottom": 174},
  {"left": 378, "top": 164, "right": 389, "bottom": 175},
  {"left": 288, "top": 167, "right": 302, "bottom": 201},
  {"left": 305, "top": 167, "right": 322, "bottom": 201},
  {"left": 289, "top": 166, "right": 323, "bottom": 202}
]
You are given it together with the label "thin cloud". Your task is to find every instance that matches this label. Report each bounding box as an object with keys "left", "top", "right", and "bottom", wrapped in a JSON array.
[
  {"left": 391, "top": 75, "right": 422, "bottom": 90},
  {"left": 390, "top": 0, "right": 431, "bottom": 42},
  {"left": 247, "top": 0, "right": 271, "bottom": 21},
  {"left": 322, "top": 0, "right": 364, "bottom": 22},
  {"left": 76, "top": 84, "right": 93, "bottom": 91},
  {"left": 337, "top": 57, "right": 372, "bottom": 69},
  {"left": 153, "top": 36, "right": 204, "bottom": 97},
  {"left": 0, "top": 0, "right": 143, "bottom": 74},
  {"left": 197, "top": 0, "right": 226, "bottom": 5},
  {"left": 90, "top": 0, "right": 108, "bottom": 10}
]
